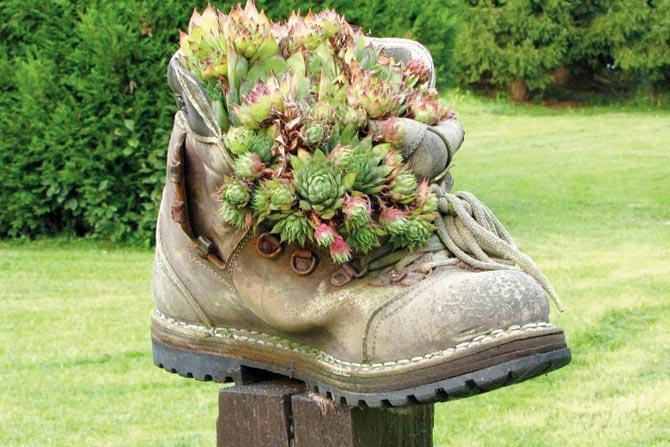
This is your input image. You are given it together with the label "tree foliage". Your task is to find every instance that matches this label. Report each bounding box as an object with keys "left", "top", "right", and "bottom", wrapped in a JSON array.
[{"left": 455, "top": 0, "right": 670, "bottom": 96}]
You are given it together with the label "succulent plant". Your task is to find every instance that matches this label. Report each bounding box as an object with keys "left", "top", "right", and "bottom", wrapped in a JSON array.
[
  {"left": 219, "top": 177, "right": 251, "bottom": 228},
  {"left": 383, "top": 147, "right": 405, "bottom": 173},
  {"left": 220, "top": 177, "right": 251, "bottom": 206},
  {"left": 271, "top": 212, "right": 312, "bottom": 245},
  {"left": 329, "top": 234, "right": 352, "bottom": 263},
  {"left": 233, "top": 78, "right": 284, "bottom": 128},
  {"left": 286, "top": 10, "right": 346, "bottom": 53},
  {"left": 389, "top": 216, "right": 433, "bottom": 250},
  {"left": 220, "top": 202, "right": 248, "bottom": 228},
  {"left": 414, "top": 179, "right": 438, "bottom": 215},
  {"left": 314, "top": 222, "right": 337, "bottom": 247},
  {"left": 252, "top": 178, "right": 296, "bottom": 221},
  {"left": 389, "top": 168, "right": 418, "bottom": 204},
  {"left": 223, "top": 126, "right": 274, "bottom": 163},
  {"left": 379, "top": 206, "right": 409, "bottom": 235},
  {"left": 303, "top": 122, "right": 327, "bottom": 148},
  {"left": 348, "top": 70, "right": 405, "bottom": 119},
  {"left": 405, "top": 58, "right": 432, "bottom": 86},
  {"left": 406, "top": 88, "right": 448, "bottom": 125},
  {"left": 308, "top": 10, "right": 342, "bottom": 39},
  {"left": 179, "top": 1, "right": 457, "bottom": 261},
  {"left": 224, "top": 126, "right": 255, "bottom": 156},
  {"left": 293, "top": 150, "right": 345, "bottom": 219},
  {"left": 347, "top": 225, "right": 383, "bottom": 253},
  {"left": 179, "top": 6, "right": 228, "bottom": 80},
  {"left": 342, "top": 195, "right": 371, "bottom": 230},
  {"left": 331, "top": 138, "right": 393, "bottom": 194},
  {"left": 341, "top": 106, "right": 367, "bottom": 129},
  {"left": 234, "top": 152, "right": 265, "bottom": 179},
  {"left": 227, "top": 0, "right": 277, "bottom": 60}
]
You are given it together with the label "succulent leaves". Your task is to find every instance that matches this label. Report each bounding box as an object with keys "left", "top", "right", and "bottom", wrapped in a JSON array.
[
  {"left": 293, "top": 150, "right": 345, "bottom": 220},
  {"left": 181, "top": 1, "right": 455, "bottom": 263}
]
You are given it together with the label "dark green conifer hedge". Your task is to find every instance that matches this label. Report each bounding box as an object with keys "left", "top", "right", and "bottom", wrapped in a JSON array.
[{"left": 455, "top": 0, "right": 670, "bottom": 98}]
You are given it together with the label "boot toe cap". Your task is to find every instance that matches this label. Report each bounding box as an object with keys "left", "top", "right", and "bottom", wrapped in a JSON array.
[{"left": 364, "top": 266, "right": 551, "bottom": 362}]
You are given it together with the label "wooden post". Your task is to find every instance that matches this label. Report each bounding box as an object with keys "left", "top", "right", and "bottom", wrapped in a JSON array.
[
  {"left": 217, "top": 379, "right": 305, "bottom": 447},
  {"left": 292, "top": 393, "right": 434, "bottom": 447},
  {"left": 217, "top": 380, "right": 434, "bottom": 447}
]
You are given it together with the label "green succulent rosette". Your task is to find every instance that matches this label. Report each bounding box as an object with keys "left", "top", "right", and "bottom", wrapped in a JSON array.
[
  {"left": 271, "top": 211, "right": 312, "bottom": 246},
  {"left": 224, "top": 126, "right": 275, "bottom": 162},
  {"left": 252, "top": 178, "right": 296, "bottom": 221},
  {"left": 330, "top": 139, "right": 393, "bottom": 194},
  {"left": 292, "top": 150, "right": 347, "bottom": 220},
  {"left": 347, "top": 225, "right": 383, "bottom": 253},
  {"left": 389, "top": 168, "right": 418, "bottom": 204},
  {"left": 218, "top": 177, "right": 251, "bottom": 228}
]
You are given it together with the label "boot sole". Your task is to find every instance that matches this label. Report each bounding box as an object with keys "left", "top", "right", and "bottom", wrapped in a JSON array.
[{"left": 151, "top": 313, "right": 570, "bottom": 407}]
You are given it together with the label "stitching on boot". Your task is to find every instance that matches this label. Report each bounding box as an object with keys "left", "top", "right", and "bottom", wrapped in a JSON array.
[
  {"left": 186, "top": 249, "right": 237, "bottom": 297},
  {"left": 225, "top": 230, "right": 252, "bottom": 273},
  {"left": 363, "top": 272, "right": 444, "bottom": 361},
  {"left": 154, "top": 310, "right": 554, "bottom": 372}
]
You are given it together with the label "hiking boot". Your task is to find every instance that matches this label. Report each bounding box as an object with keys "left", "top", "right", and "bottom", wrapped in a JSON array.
[{"left": 151, "top": 39, "right": 570, "bottom": 407}]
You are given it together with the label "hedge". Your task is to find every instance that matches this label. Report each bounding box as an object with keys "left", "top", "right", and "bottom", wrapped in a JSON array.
[
  {"left": 455, "top": 0, "right": 670, "bottom": 98},
  {"left": 0, "top": 0, "right": 460, "bottom": 244}
]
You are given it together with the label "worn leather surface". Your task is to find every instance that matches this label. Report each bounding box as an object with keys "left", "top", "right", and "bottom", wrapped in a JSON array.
[{"left": 153, "top": 39, "right": 553, "bottom": 365}]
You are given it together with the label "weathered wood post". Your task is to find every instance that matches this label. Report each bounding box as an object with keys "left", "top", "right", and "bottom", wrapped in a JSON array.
[{"left": 217, "top": 379, "right": 435, "bottom": 447}]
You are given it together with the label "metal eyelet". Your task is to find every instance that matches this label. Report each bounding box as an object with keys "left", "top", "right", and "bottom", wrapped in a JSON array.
[
  {"left": 256, "top": 233, "right": 282, "bottom": 258},
  {"left": 291, "top": 249, "right": 318, "bottom": 275},
  {"left": 330, "top": 269, "right": 352, "bottom": 286},
  {"left": 196, "top": 236, "right": 214, "bottom": 258},
  {"left": 330, "top": 263, "right": 368, "bottom": 286}
]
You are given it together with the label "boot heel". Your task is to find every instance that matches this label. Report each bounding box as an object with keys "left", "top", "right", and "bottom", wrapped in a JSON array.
[{"left": 152, "top": 337, "right": 281, "bottom": 384}]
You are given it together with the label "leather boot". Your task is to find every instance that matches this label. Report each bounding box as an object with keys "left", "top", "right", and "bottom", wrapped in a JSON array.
[{"left": 151, "top": 39, "right": 570, "bottom": 407}]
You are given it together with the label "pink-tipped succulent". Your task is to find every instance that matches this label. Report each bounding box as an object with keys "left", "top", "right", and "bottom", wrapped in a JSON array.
[
  {"left": 388, "top": 169, "right": 418, "bottom": 204},
  {"left": 179, "top": 6, "right": 228, "bottom": 79},
  {"left": 405, "top": 58, "right": 432, "bottom": 85},
  {"left": 379, "top": 206, "right": 409, "bottom": 235},
  {"left": 233, "top": 78, "right": 284, "bottom": 128},
  {"left": 226, "top": 0, "right": 276, "bottom": 60},
  {"left": 348, "top": 70, "right": 406, "bottom": 119},
  {"left": 342, "top": 195, "right": 371, "bottom": 230},
  {"left": 234, "top": 152, "right": 265, "bottom": 179},
  {"left": 383, "top": 147, "right": 405, "bottom": 172},
  {"left": 406, "top": 89, "right": 446, "bottom": 125},
  {"left": 314, "top": 222, "right": 337, "bottom": 248},
  {"left": 311, "top": 10, "right": 342, "bottom": 38},
  {"left": 329, "top": 234, "right": 352, "bottom": 263}
]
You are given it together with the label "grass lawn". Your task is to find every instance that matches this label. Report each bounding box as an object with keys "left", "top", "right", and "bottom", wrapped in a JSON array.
[{"left": 1, "top": 96, "right": 669, "bottom": 446}]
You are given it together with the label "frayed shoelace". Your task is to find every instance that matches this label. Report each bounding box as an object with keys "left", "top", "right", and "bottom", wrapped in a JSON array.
[{"left": 349, "top": 186, "right": 565, "bottom": 311}]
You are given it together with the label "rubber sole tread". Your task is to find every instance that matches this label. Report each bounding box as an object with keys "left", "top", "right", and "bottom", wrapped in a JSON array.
[{"left": 152, "top": 338, "right": 570, "bottom": 408}]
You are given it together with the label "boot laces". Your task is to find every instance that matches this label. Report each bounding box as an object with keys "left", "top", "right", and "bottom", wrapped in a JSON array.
[{"left": 340, "top": 184, "right": 565, "bottom": 311}]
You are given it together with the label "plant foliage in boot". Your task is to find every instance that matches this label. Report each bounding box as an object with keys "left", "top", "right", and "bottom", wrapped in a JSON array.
[{"left": 178, "top": 0, "right": 456, "bottom": 263}]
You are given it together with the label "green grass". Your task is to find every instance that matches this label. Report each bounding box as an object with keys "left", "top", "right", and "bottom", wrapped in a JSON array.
[{"left": 2, "top": 98, "right": 669, "bottom": 446}]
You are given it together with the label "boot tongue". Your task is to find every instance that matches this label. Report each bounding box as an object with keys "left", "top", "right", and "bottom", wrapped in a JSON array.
[{"left": 368, "top": 117, "right": 464, "bottom": 182}]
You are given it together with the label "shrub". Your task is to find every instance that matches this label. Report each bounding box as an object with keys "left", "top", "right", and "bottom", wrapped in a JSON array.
[
  {"left": 454, "top": 0, "right": 670, "bottom": 98},
  {"left": 0, "top": 0, "right": 459, "bottom": 244},
  {"left": 568, "top": 0, "right": 670, "bottom": 95},
  {"left": 454, "top": 0, "right": 573, "bottom": 97}
]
